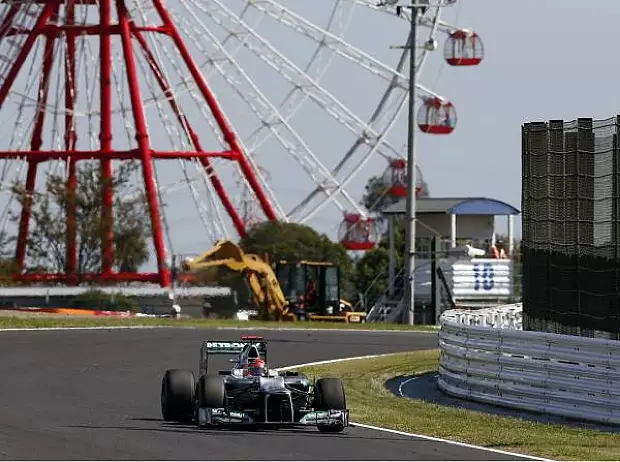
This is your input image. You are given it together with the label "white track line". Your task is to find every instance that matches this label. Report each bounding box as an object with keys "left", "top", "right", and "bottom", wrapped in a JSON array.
[
  {"left": 277, "top": 354, "right": 552, "bottom": 462},
  {"left": 351, "top": 423, "right": 552, "bottom": 461},
  {"left": 275, "top": 353, "right": 402, "bottom": 370}
]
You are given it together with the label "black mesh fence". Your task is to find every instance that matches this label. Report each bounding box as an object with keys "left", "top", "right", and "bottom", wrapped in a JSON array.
[{"left": 521, "top": 117, "right": 620, "bottom": 340}]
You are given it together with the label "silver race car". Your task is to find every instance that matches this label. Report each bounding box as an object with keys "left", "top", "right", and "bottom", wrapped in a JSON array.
[{"left": 160, "top": 335, "right": 349, "bottom": 432}]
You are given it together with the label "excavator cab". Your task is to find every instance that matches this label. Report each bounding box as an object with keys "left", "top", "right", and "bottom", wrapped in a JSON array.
[{"left": 274, "top": 261, "right": 342, "bottom": 320}]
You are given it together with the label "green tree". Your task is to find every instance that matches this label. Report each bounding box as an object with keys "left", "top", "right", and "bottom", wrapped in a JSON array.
[
  {"left": 9, "top": 160, "right": 150, "bottom": 275},
  {"left": 355, "top": 171, "right": 431, "bottom": 303},
  {"left": 362, "top": 175, "right": 396, "bottom": 212},
  {"left": 239, "top": 220, "right": 355, "bottom": 299},
  {"left": 362, "top": 174, "right": 430, "bottom": 213},
  {"left": 354, "top": 246, "right": 390, "bottom": 307},
  {"left": 70, "top": 289, "right": 140, "bottom": 312},
  {"left": 353, "top": 225, "right": 406, "bottom": 305}
]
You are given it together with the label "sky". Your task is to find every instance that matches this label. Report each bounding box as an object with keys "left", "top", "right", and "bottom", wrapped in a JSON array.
[
  {"left": 3, "top": 0, "right": 620, "bottom": 271},
  {"left": 166, "top": 0, "right": 620, "bottom": 249}
]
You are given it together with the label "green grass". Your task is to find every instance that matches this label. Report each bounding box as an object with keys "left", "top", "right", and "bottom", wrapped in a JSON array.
[
  {"left": 0, "top": 314, "right": 437, "bottom": 332},
  {"left": 296, "top": 351, "right": 620, "bottom": 461}
]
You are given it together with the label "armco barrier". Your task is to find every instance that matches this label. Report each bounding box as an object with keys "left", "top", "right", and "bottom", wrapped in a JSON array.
[
  {"left": 438, "top": 304, "right": 620, "bottom": 425},
  {"left": 440, "top": 303, "right": 523, "bottom": 329}
]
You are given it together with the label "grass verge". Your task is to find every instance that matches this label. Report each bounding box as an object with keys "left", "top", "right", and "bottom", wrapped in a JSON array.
[
  {"left": 0, "top": 314, "right": 436, "bottom": 332},
  {"left": 295, "top": 350, "right": 620, "bottom": 461}
]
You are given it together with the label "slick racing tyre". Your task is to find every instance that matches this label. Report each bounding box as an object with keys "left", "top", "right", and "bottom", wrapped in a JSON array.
[
  {"left": 314, "top": 377, "right": 346, "bottom": 433},
  {"left": 196, "top": 375, "right": 226, "bottom": 408},
  {"left": 195, "top": 375, "right": 226, "bottom": 428},
  {"left": 161, "top": 369, "right": 195, "bottom": 423}
]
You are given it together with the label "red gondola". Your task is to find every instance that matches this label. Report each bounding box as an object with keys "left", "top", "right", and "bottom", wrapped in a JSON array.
[
  {"left": 417, "top": 97, "right": 457, "bottom": 135},
  {"left": 338, "top": 213, "right": 377, "bottom": 251},
  {"left": 385, "top": 159, "right": 407, "bottom": 197},
  {"left": 444, "top": 30, "right": 484, "bottom": 66},
  {"left": 383, "top": 159, "right": 423, "bottom": 198}
]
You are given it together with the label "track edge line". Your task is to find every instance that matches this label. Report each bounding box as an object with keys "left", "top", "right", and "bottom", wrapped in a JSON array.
[{"left": 276, "top": 354, "right": 554, "bottom": 462}]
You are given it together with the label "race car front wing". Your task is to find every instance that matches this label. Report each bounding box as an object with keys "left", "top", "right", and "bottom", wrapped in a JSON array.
[{"left": 196, "top": 407, "right": 350, "bottom": 428}]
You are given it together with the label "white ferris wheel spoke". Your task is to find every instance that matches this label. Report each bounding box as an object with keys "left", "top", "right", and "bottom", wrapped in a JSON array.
[
  {"left": 287, "top": 2, "right": 469, "bottom": 222},
  {"left": 133, "top": 1, "right": 230, "bottom": 242},
  {"left": 243, "top": 0, "right": 357, "bottom": 153},
  {"left": 248, "top": 0, "right": 448, "bottom": 220},
  {"left": 248, "top": 0, "right": 442, "bottom": 98},
  {"left": 177, "top": 0, "right": 364, "bottom": 216},
  {"left": 196, "top": 0, "right": 404, "bottom": 162},
  {"left": 195, "top": 0, "right": 441, "bottom": 221},
  {"left": 137, "top": 3, "right": 286, "bottom": 232},
  {"left": 166, "top": 6, "right": 289, "bottom": 223},
  {"left": 167, "top": 1, "right": 444, "bottom": 225}
]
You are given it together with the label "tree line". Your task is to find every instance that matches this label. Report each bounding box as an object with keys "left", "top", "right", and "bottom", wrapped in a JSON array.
[{"left": 1, "top": 160, "right": 150, "bottom": 278}]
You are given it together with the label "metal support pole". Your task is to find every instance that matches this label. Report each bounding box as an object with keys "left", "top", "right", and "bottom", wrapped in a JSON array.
[
  {"left": 431, "top": 235, "right": 440, "bottom": 324},
  {"left": 404, "top": 2, "right": 418, "bottom": 325},
  {"left": 450, "top": 214, "right": 457, "bottom": 248},
  {"left": 388, "top": 214, "right": 395, "bottom": 297},
  {"left": 507, "top": 215, "right": 514, "bottom": 256}
]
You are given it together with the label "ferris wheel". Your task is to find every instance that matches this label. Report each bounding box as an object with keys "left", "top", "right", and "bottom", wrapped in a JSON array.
[{"left": 0, "top": 0, "right": 484, "bottom": 286}]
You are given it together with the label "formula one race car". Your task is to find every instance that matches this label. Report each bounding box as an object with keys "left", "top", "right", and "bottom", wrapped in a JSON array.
[{"left": 160, "top": 335, "right": 349, "bottom": 432}]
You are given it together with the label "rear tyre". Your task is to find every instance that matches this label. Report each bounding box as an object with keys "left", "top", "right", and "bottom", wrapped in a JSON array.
[
  {"left": 161, "top": 369, "right": 195, "bottom": 423},
  {"left": 314, "top": 377, "right": 346, "bottom": 433}
]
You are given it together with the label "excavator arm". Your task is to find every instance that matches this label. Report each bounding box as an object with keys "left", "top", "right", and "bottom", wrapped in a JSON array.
[{"left": 181, "top": 240, "right": 292, "bottom": 321}]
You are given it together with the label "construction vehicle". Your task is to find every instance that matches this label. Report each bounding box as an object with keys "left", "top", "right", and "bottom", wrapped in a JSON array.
[
  {"left": 178, "top": 240, "right": 366, "bottom": 323},
  {"left": 274, "top": 260, "right": 365, "bottom": 323}
]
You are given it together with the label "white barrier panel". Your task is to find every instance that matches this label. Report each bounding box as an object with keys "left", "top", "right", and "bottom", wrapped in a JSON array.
[
  {"left": 451, "top": 259, "right": 514, "bottom": 299},
  {"left": 405, "top": 258, "right": 514, "bottom": 302},
  {"left": 438, "top": 305, "right": 620, "bottom": 425}
]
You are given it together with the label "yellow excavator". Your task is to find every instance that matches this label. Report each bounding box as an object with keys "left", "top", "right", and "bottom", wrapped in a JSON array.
[
  {"left": 179, "top": 239, "right": 366, "bottom": 323},
  {"left": 180, "top": 240, "right": 292, "bottom": 321}
]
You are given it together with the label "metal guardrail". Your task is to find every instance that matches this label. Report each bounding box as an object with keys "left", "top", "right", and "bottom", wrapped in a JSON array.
[
  {"left": 438, "top": 304, "right": 620, "bottom": 425},
  {"left": 440, "top": 303, "right": 522, "bottom": 329}
]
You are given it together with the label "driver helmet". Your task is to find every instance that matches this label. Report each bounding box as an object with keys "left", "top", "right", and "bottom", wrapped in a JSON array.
[{"left": 245, "top": 358, "right": 266, "bottom": 377}]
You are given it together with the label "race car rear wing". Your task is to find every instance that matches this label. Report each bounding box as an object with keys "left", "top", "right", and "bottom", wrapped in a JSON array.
[
  {"left": 203, "top": 341, "right": 251, "bottom": 354},
  {"left": 199, "top": 339, "right": 267, "bottom": 375}
]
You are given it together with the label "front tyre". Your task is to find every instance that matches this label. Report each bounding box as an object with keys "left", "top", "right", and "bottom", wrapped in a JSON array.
[
  {"left": 196, "top": 375, "right": 226, "bottom": 408},
  {"left": 195, "top": 375, "right": 226, "bottom": 427},
  {"left": 314, "top": 377, "right": 346, "bottom": 433},
  {"left": 161, "top": 369, "right": 195, "bottom": 423}
]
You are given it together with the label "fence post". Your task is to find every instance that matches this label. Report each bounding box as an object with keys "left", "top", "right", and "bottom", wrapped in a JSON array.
[
  {"left": 549, "top": 119, "right": 564, "bottom": 334},
  {"left": 614, "top": 120, "right": 620, "bottom": 340},
  {"left": 521, "top": 121, "right": 549, "bottom": 332},
  {"left": 431, "top": 235, "right": 440, "bottom": 323}
]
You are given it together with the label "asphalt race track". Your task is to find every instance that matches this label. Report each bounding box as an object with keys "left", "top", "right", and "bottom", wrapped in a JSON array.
[{"left": 0, "top": 327, "right": 533, "bottom": 460}]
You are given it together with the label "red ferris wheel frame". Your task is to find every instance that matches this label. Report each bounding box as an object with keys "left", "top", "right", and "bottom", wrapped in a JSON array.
[{"left": 0, "top": 0, "right": 277, "bottom": 287}]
